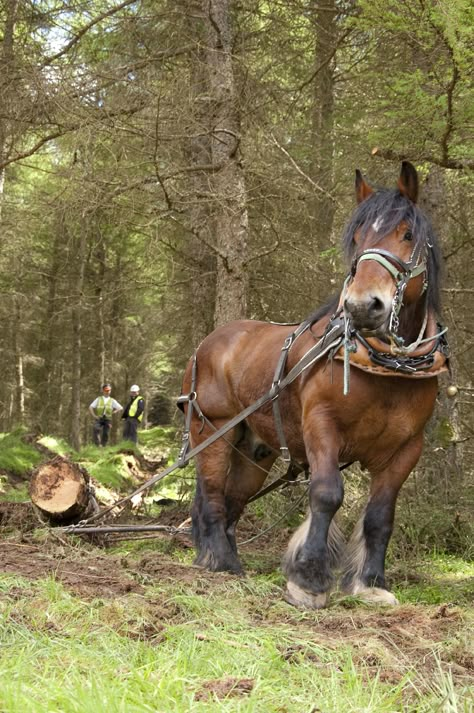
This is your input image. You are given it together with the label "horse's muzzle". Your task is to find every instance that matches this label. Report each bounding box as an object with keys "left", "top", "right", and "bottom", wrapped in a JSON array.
[{"left": 344, "top": 295, "right": 389, "bottom": 335}]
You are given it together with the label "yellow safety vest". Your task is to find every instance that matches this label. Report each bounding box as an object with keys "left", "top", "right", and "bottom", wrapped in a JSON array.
[
  {"left": 97, "top": 396, "right": 114, "bottom": 418},
  {"left": 129, "top": 396, "right": 143, "bottom": 422}
]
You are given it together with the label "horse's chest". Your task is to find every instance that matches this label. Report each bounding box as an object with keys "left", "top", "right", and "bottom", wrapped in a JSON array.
[
  {"left": 301, "top": 370, "right": 437, "bottom": 465},
  {"left": 334, "top": 379, "right": 437, "bottom": 456}
]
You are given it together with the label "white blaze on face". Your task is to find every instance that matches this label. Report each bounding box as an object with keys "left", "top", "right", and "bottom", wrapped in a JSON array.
[{"left": 372, "top": 216, "right": 383, "bottom": 233}]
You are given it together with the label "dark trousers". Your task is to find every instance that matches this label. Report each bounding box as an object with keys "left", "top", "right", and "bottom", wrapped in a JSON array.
[
  {"left": 93, "top": 418, "right": 112, "bottom": 447},
  {"left": 123, "top": 417, "right": 139, "bottom": 444}
]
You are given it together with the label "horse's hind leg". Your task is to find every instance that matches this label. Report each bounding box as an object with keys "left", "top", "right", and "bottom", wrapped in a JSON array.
[
  {"left": 224, "top": 444, "right": 276, "bottom": 556},
  {"left": 192, "top": 424, "right": 276, "bottom": 573},
  {"left": 341, "top": 435, "right": 423, "bottom": 604},
  {"left": 283, "top": 439, "right": 344, "bottom": 609},
  {"left": 192, "top": 428, "right": 243, "bottom": 573}
]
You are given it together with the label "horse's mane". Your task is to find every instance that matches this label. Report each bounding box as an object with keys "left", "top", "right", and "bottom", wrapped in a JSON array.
[
  {"left": 341, "top": 189, "right": 442, "bottom": 315},
  {"left": 305, "top": 190, "right": 442, "bottom": 326}
]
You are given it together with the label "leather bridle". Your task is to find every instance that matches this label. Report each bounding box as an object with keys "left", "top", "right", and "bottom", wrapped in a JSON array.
[{"left": 347, "top": 241, "right": 428, "bottom": 344}]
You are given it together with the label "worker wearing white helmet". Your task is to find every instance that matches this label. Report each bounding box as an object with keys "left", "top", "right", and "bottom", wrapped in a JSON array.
[{"left": 122, "top": 384, "right": 145, "bottom": 445}]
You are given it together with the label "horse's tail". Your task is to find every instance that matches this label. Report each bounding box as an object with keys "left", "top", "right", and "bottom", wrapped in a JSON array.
[{"left": 177, "top": 349, "right": 200, "bottom": 412}]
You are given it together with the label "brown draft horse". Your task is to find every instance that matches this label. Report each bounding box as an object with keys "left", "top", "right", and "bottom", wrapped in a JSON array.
[{"left": 180, "top": 162, "right": 447, "bottom": 608}]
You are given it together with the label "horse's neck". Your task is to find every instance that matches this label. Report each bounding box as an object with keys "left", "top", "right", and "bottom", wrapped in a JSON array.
[{"left": 398, "top": 297, "right": 429, "bottom": 344}]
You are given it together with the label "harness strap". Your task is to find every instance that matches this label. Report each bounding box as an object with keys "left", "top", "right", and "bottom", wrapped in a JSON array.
[
  {"left": 354, "top": 247, "right": 426, "bottom": 281},
  {"left": 177, "top": 352, "right": 199, "bottom": 466},
  {"left": 356, "top": 326, "right": 448, "bottom": 374},
  {"left": 271, "top": 319, "right": 312, "bottom": 462},
  {"left": 357, "top": 253, "right": 404, "bottom": 281}
]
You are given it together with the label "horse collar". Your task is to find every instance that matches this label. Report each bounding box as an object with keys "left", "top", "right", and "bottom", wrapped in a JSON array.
[{"left": 333, "top": 309, "right": 449, "bottom": 380}]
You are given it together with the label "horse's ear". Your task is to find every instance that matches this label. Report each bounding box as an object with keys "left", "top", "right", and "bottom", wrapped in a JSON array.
[
  {"left": 355, "top": 169, "right": 373, "bottom": 204},
  {"left": 397, "top": 161, "right": 418, "bottom": 203}
]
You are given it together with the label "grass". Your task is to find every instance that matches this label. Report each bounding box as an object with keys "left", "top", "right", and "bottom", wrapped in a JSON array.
[
  {"left": 0, "top": 428, "right": 472, "bottom": 711},
  {"left": 138, "top": 425, "right": 177, "bottom": 450},
  {"left": 86, "top": 453, "right": 135, "bottom": 490},
  {"left": 394, "top": 553, "right": 474, "bottom": 606},
  {"left": 0, "top": 547, "right": 472, "bottom": 713}
]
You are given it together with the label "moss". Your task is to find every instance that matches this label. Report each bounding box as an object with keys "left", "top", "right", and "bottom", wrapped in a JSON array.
[
  {"left": 433, "top": 418, "right": 455, "bottom": 448},
  {"left": 37, "top": 436, "right": 76, "bottom": 458},
  {"left": 87, "top": 454, "right": 133, "bottom": 490},
  {"left": 0, "top": 430, "right": 42, "bottom": 476}
]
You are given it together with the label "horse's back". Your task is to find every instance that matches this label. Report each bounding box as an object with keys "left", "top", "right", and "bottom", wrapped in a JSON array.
[{"left": 182, "top": 320, "right": 292, "bottom": 419}]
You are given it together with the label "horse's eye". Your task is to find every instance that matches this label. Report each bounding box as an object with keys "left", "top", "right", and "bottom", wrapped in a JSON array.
[{"left": 403, "top": 230, "right": 413, "bottom": 241}]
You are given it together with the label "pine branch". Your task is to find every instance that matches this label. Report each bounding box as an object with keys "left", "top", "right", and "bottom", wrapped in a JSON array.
[
  {"left": 42, "top": 0, "right": 138, "bottom": 67},
  {"left": 371, "top": 147, "right": 474, "bottom": 171}
]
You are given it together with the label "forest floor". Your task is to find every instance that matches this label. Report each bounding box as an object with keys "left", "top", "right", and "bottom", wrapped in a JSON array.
[
  {"left": 1, "top": 498, "right": 473, "bottom": 712},
  {"left": 0, "top": 434, "right": 473, "bottom": 711}
]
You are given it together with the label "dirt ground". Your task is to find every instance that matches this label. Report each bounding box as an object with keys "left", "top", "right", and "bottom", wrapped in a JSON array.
[{"left": 1, "top": 499, "right": 473, "bottom": 693}]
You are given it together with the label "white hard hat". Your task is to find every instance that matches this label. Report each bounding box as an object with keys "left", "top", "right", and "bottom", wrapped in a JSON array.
[{"left": 130, "top": 384, "right": 140, "bottom": 392}]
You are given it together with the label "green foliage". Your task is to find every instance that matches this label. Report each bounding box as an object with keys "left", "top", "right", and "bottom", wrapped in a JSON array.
[
  {"left": 350, "top": 0, "right": 474, "bottom": 161},
  {"left": 433, "top": 419, "right": 455, "bottom": 448},
  {"left": 138, "top": 426, "right": 176, "bottom": 451},
  {"left": 0, "top": 430, "right": 42, "bottom": 476}
]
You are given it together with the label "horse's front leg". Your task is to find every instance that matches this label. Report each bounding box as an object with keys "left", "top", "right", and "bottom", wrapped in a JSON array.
[
  {"left": 341, "top": 434, "right": 424, "bottom": 604},
  {"left": 283, "top": 426, "right": 344, "bottom": 609}
]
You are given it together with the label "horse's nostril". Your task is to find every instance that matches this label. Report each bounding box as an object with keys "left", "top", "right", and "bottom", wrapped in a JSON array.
[{"left": 369, "top": 296, "right": 384, "bottom": 314}]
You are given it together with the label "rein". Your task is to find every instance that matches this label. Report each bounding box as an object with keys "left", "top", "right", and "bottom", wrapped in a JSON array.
[{"left": 62, "top": 319, "right": 347, "bottom": 532}]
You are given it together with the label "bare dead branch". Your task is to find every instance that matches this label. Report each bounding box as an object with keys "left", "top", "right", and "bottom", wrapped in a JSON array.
[
  {"left": 270, "top": 133, "right": 340, "bottom": 205},
  {"left": 0, "top": 128, "right": 72, "bottom": 171},
  {"left": 441, "top": 288, "right": 474, "bottom": 294}
]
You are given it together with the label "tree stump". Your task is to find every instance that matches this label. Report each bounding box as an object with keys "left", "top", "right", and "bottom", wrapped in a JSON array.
[{"left": 29, "top": 456, "right": 98, "bottom": 525}]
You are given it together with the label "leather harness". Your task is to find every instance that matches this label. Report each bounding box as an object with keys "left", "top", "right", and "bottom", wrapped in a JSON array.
[{"left": 178, "top": 243, "right": 448, "bottom": 468}]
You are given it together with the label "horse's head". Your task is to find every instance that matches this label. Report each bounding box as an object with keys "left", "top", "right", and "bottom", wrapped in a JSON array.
[{"left": 341, "top": 162, "right": 440, "bottom": 339}]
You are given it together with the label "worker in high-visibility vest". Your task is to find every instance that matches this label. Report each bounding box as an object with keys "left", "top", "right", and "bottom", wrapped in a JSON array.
[
  {"left": 122, "top": 384, "right": 145, "bottom": 445},
  {"left": 89, "top": 383, "right": 123, "bottom": 447}
]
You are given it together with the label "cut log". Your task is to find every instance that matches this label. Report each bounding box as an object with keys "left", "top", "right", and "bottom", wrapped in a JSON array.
[{"left": 29, "top": 456, "right": 98, "bottom": 525}]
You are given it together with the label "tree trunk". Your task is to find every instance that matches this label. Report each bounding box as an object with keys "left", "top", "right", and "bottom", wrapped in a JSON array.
[
  {"left": 185, "top": 6, "right": 217, "bottom": 345},
  {"left": 0, "top": 0, "right": 18, "bottom": 218},
  {"left": 70, "top": 227, "right": 87, "bottom": 450},
  {"left": 310, "top": 0, "right": 337, "bottom": 258},
  {"left": 202, "top": 0, "right": 249, "bottom": 325},
  {"left": 30, "top": 456, "right": 97, "bottom": 525},
  {"left": 40, "top": 226, "right": 64, "bottom": 434},
  {"left": 13, "top": 293, "right": 25, "bottom": 424},
  {"left": 96, "top": 240, "right": 107, "bottom": 384},
  {"left": 421, "top": 168, "right": 464, "bottom": 492}
]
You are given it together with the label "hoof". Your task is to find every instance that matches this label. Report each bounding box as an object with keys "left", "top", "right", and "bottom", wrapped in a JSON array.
[
  {"left": 194, "top": 551, "right": 243, "bottom": 575},
  {"left": 284, "top": 581, "right": 328, "bottom": 610},
  {"left": 351, "top": 584, "right": 399, "bottom": 606}
]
